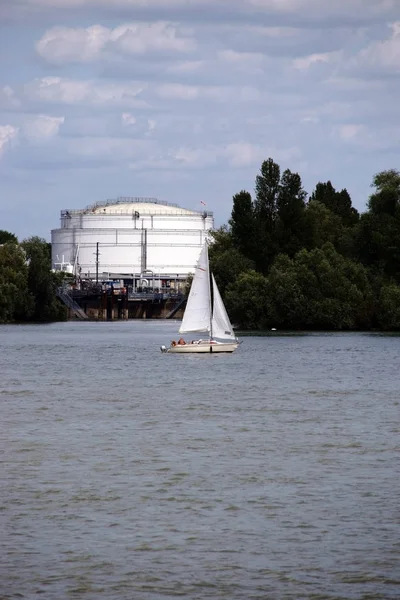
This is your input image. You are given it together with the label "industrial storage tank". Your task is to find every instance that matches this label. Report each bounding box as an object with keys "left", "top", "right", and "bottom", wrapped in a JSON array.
[{"left": 51, "top": 197, "right": 214, "bottom": 288}]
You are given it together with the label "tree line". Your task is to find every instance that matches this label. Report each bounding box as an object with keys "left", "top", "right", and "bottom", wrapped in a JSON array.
[
  {"left": 0, "top": 232, "right": 67, "bottom": 323},
  {"left": 209, "top": 158, "right": 400, "bottom": 331}
]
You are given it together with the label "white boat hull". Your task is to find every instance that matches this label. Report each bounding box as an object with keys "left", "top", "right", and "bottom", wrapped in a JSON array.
[{"left": 161, "top": 340, "right": 239, "bottom": 354}]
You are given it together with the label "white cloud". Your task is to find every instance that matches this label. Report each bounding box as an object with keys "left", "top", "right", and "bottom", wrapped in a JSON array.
[
  {"left": 65, "top": 136, "right": 154, "bottom": 160},
  {"left": 36, "top": 25, "right": 109, "bottom": 65},
  {"left": 217, "top": 50, "right": 267, "bottom": 73},
  {"left": 23, "top": 77, "right": 147, "bottom": 108},
  {"left": 293, "top": 52, "right": 338, "bottom": 70},
  {"left": 2, "top": 0, "right": 400, "bottom": 242},
  {"left": 338, "top": 124, "right": 364, "bottom": 140},
  {"left": 167, "top": 60, "right": 205, "bottom": 74},
  {"left": 7, "top": 0, "right": 398, "bottom": 23},
  {"left": 0, "top": 125, "right": 19, "bottom": 156},
  {"left": 122, "top": 112, "right": 136, "bottom": 126},
  {"left": 23, "top": 114, "right": 65, "bottom": 140},
  {"left": 0, "top": 86, "right": 21, "bottom": 110},
  {"left": 36, "top": 22, "right": 196, "bottom": 65},
  {"left": 355, "top": 21, "right": 400, "bottom": 72},
  {"left": 155, "top": 82, "right": 261, "bottom": 103},
  {"left": 172, "top": 146, "right": 218, "bottom": 167},
  {"left": 222, "top": 142, "right": 264, "bottom": 167},
  {"left": 245, "top": 0, "right": 396, "bottom": 22}
]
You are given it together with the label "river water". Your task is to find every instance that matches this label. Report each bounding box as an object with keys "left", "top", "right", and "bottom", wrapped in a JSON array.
[{"left": 1, "top": 321, "right": 399, "bottom": 600}]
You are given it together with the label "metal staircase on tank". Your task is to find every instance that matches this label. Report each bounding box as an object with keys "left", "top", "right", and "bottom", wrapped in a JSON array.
[{"left": 56, "top": 287, "right": 89, "bottom": 320}]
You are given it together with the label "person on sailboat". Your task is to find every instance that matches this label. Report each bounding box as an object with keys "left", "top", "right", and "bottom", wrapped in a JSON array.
[{"left": 178, "top": 338, "right": 186, "bottom": 345}]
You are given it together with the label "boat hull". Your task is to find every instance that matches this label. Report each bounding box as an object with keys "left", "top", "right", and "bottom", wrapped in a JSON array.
[{"left": 161, "top": 341, "right": 239, "bottom": 354}]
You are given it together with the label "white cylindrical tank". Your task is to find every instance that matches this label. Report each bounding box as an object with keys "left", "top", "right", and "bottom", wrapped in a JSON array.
[{"left": 51, "top": 197, "right": 214, "bottom": 281}]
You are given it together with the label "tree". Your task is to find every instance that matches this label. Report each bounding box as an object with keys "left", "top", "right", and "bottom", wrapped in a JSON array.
[
  {"left": 356, "top": 170, "right": 400, "bottom": 281},
  {"left": 368, "top": 169, "right": 400, "bottom": 216},
  {"left": 267, "top": 254, "right": 308, "bottom": 328},
  {"left": 210, "top": 248, "right": 255, "bottom": 296},
  {"left": 229, "top": 190, "right": 256, "bottom": 261},
  {"left": 254, "top": 158, "right": 280, "bottom": 222},
  {"left": 305, "top": 200, "right": 347, "bottom": 252},
  {"left": 252, "top": 158, "right": 281, "bottom": 273},
  {"left": 224, "top": 270, "right": 270, "bottom": 330},
  {"left": 0, "top": 243, "right": 34, "bottom": 323},
  {"left": 208, "top": 225, "right": 233, "bottom": 255},
  {"left": 0, "top": 230, "right": 18, "bottom": 245},
  {"left": 21, "top": 236, "right": 66, "bottom": 322},
  {"left": 266, "top": 244, "right": 372, "bottom": 330},
  {"left": 276, "top": 168, "right": 308, "bottom": 257},
  {"left": 376, "top": 284, "right": 400, "bottom": 330},
  {"left": 310, "top": 181, "right": 359, "bottom": 226}
]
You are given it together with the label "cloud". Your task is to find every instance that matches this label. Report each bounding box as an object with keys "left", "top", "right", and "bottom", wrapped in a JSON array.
[
  {"left": 338, "top": 124, "right": 364, "bottom": 141},
  {"left": 23, "top": 114, "right": 65, "bottom": 140},
  {"left": 5, "top": 0, "right": 398, "bottom": 26},
  {"left": 23, "top": 77, "right": 147, "bottom": 108},
  {"left": 0, "top": 86, "right": 22, "bottom": 110},
  {"left": 292, "top": 51, "right": 339, "bottom": 70},
  {"left": 155, "top": 82, "right": 262, "bottom": 103},
  {"left": 121, "top": 112, "right": 136, "bottom": 126},
  {"left": 2, "top": 0, "right": 400, "bottom": 243},
  {"left": 222, "top": 142, "right": 265, "bottom": 167},
  {"left": 354, "top": 21, "right": 400, "bottom": 73},
  {"left": 36, "top": 22, "right": 196, "bottom": 66},
  {"left": 245, "top": 0, "right": 397, "bottom": 24},
  {"left": 0, "top": 125, "right": 19, "bottom": 156}
]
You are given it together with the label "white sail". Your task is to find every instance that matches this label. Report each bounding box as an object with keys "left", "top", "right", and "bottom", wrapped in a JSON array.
[
  {"left": 179, "top": 243, "right": 211, "bottom": 334},
  {"left": 211, "top": 274, "right": 236, "bottom": 340}
]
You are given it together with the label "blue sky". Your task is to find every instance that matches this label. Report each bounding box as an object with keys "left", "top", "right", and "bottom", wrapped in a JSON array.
[{"left": 1, "top": 0, "right": 399, "bottom": 241}]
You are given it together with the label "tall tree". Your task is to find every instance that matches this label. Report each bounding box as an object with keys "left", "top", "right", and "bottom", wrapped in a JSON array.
[
  {"left": 253, "top": 158, "right": 281, "bottom": 272},
  {"left": 229, "top": 190, "right": 256, "bottom": 261},
  {"left": 276, "top": 169, "right": 308, "bottom": 256},
  {"left": 310, "top": 181, "right": 359, "bottom": 226},
  {"left": 254, "top": 158, "right": 280, "bottom": 223}
]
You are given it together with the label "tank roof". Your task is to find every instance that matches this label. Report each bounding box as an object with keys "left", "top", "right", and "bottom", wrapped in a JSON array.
[{"left": 62, "top": 197, "right": 210, "bottom": 217}]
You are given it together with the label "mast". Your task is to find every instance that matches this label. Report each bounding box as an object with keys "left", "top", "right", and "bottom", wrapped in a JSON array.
[{"left": 206, "top": 242, "right": 213, "bottom": 340}]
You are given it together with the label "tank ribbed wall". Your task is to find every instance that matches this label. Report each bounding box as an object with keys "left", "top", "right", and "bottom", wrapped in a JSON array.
[{"left": 51, "top": 199, "right": 214, "bottom": 279}]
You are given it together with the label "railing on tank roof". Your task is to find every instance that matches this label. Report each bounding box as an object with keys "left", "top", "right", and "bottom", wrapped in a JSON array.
[{"left": 60, "top": 197, "right": 213, "bottom": 217}]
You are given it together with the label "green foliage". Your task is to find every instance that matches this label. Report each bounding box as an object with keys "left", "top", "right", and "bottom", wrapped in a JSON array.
[
  {"left": 208, "top": 225, "right": 233, "bottom": 254},
  {"left": 0, "top": 230, "right": 18, "bottom": 244},
  {"left": 210, "top": 159, "right": 399, "bottom": 330},
  {"left": 229, "top": 190, "right": 256, "bottom": 260},
  {"left": 376, "top": 284, "right": 400, "bottom": 330},
  {"left": 0, "top": 243, "right": 34, "bottom": 322},
  {"left": 310, "top": 181, "right": 359, "bottom": 226},
  {"left": 265, "top": 244, "right": 372, "bottom": 330},
  {"left": 368, "top": 169, "right": 400, "bottom": 216},
  {"left": 21, "top": 236, "right": 67, "bottom": 322},
  {"left": 210, "top": 248, "right": 255, "bottom": 296},
  {"left": 0, "top": 236, "right": 67, "bottom": 323},
  {"left": 225, "top": 270, "right": 271, "bottom": 330}
]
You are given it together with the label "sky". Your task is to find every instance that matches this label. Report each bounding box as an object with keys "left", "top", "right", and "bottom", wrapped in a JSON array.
[{"left": 0, "top": 0, "right": 399, "bottom": 241}]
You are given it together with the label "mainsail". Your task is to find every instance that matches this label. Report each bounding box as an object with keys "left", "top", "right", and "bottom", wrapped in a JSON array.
[
  {"left": 179, "top": 243, "right": 211, "bottom": 334},
  {"left": 211, "top": 274, "right": 236, "bottom": 340}
]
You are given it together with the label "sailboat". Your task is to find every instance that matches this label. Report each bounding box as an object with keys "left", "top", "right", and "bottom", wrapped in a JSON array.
[{"left": 160, "top": 242, "right": 239, "bottom": 353}]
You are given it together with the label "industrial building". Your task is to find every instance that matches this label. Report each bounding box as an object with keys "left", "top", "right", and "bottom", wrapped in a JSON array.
[{"left": 51, "top": 197, "right": 214, "bottom": 290}]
